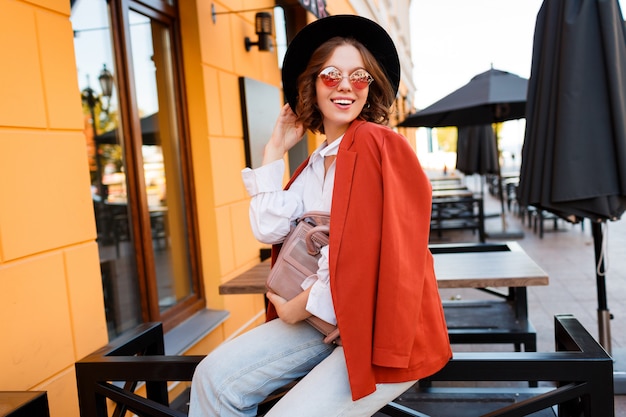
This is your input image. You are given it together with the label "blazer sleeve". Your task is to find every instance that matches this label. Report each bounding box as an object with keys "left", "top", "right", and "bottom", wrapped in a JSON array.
[{"left": 371, "top": 131, "right": 434, "bottom": 368}]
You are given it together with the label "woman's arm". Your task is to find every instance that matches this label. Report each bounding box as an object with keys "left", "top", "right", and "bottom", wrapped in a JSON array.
[
  {"left": 242, "top": 104, "right": 308, "bottom": 243},
  {"left": 266, "top": 287, "right": 313, "bottom": 324}
]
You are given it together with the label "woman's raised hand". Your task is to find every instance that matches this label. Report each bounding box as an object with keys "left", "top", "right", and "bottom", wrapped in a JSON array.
[{"left": 262, "top": 104, "right": 305, "bottom": 165}]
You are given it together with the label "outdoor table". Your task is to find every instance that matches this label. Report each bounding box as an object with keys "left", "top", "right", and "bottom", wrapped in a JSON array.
[
  {"left": 432, "top": 242, "right": 548, "bottom": 352},
  {"left": 432, "top": 188, "right": 474, "bottom": 199},
  {"left": 218, "top": 260, "right": 271, "bottom": 296},
  {"left": 430, "top": 183, "right": 469, "bottom": 191},
  {"left": 429, "top": 178, "right": 464, "bottom": 190},
  {"left": 428, "top": 175, "right": 463, "bottom": 184},
  {"left": 219, "top": 242, "right": 548, "bottom": 352}
]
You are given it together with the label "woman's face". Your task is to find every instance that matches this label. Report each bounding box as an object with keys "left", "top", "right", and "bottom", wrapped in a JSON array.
[{"left": 315, "top": 44, "right": 370, "bottom": 138}]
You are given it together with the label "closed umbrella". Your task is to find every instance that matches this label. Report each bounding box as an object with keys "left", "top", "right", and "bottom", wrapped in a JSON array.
[
  {"left": 518, "top": 0, "right": 626, "bottom": 353},
  {"left": 456, "top": 124, "right": 499, "bottom": 176},
  {"left": 398, "top": 68, "right": 528, "bottom": 236},
  {"left": 456, "top": 124, "right": 500, "bottom": 198}
]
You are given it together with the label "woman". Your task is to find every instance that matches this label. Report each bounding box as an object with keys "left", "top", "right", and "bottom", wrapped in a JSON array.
[{"left": 189, "top": 15, "right": 451, "bottom": 417}]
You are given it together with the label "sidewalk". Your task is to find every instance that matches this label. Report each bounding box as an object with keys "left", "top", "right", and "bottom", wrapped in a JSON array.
[{"left": 430, "top": 172, "right": 626, "bottom": 415}]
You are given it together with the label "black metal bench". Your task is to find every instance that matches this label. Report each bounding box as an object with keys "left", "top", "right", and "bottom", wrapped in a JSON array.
[
  {"left": 0, "top": 391, "right": 50, "bottom": 417},
  {"left": 75, "top": 315, "right": 612, "bottom": 417},
  {"left": 430, "top": 196, "right": 486, "bottom": 242},
  {"left": 442, "top": 298, "right": 537, "bottom": 352},
  {"left": 398, "top": 314, "right": 613, "bottom": 416}
]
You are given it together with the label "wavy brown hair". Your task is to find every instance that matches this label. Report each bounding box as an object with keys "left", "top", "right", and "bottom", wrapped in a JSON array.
[{"left": 294, "top": 37, "right": 396, "bottom": 134}]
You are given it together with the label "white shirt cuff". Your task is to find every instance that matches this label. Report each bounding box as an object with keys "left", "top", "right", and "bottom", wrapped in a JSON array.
[
  {"left": 305, "top": 279, "right": 337, "bottom": 325},
  {"left": 241, "top": 159, "right": 285, "bottom": 196}
]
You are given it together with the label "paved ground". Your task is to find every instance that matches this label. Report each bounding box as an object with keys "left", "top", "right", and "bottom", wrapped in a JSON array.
[{"left": 427, "top": 172, "right": 626, "bottom": 416}]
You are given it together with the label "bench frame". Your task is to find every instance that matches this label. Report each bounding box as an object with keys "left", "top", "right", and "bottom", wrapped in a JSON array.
[
  {"left": 0, "top": 391, "right": 50, "bottom": 417},
  {"left": 75, "top": 315, "right": 612, "bottom": 417},
  {"left": 431, "top": 196, "right": 486, "bottom": 242},
  {"left": 405, "top": 314, "right": 613, "bottom": 416}
]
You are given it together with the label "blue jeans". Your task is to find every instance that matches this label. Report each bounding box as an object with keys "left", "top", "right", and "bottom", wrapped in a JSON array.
[{"left": 189, "top": 319, "right": 416, "bottom": 417}]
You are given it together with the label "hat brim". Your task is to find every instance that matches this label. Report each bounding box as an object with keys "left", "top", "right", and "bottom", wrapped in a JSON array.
[{"left": 282, "top": 15, "right": 400, "bottom": 113}]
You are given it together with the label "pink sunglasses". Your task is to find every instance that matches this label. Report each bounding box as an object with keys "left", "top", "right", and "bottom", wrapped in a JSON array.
[{"left": 318, "top": 66, "right": 374, "bottom": 90}]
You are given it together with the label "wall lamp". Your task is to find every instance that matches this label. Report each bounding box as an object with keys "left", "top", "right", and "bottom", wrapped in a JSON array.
[
  {"left": 245, "top": 12, "right": 273, "bottom": 52},
  {"left": 211, "top": 4, "right": 274, "bottom": 52}
]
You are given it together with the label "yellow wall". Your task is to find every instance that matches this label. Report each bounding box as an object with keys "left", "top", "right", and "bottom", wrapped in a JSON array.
[
  {"left": 179, "top": 0, "right": 280, "bottom": 342},
  {"left": 0, "top": 1, "right": 108, "bottom": 416}
]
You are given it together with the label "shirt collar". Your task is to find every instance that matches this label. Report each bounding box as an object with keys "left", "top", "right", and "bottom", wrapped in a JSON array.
[{"left": 319, "top": 134, "right": 343, "bottom": 158}]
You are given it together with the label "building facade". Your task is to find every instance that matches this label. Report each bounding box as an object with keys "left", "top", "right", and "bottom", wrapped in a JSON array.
[{"left": 0, "top": 0, "right": 415, "bottom": 415}]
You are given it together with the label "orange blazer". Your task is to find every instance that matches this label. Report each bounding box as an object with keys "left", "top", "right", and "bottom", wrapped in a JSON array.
[{"left": 269, "top": 119, "right": 452, "bottom": 400}]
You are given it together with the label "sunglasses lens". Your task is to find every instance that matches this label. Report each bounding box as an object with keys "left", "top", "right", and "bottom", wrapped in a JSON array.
[
  {"left": 319, "top": 68, "right": 342, "bottom": 88},
  {"left": 350, "top": 70, "right": 373, "bottom": 90}
]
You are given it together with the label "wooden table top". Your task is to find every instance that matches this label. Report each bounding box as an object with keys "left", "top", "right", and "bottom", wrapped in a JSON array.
[
  {"left": 432, "top": 188, "right": 475, "bottom": 199},
  {"left": 219, "top": 260, "right": 271, "bottom": 295},
  {"left": 431, "top": 183, "right": 470, "bottom": 191},
  {"left": 218, "top": 242, "right": 548, "bottom": 295},
  {"left": 433, "top": 251, "right": 548, "bottom": 288},
  {"left": 429, "top": 176, "right": 463, "bottom": 184}
]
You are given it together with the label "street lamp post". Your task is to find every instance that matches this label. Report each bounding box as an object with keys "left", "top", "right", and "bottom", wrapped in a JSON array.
[{"left": 98, "top": 64, "right": 114, "bottom": 113}]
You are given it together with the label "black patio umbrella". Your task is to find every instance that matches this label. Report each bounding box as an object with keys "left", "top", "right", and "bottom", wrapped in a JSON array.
[
  {"left": 398, "top": 68, "right": 528, "bottom": 129},
  {"left": 398, "top": 68, "right": 528, "bottom": 235},
  {"left": 518, "top": 0, "right": 626, "bottom": 351},
  {"left": 97, "top": 113, "right": 160, "bottom": 146}
]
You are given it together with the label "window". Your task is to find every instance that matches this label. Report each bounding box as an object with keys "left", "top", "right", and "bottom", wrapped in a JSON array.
[{"left": 71, "top": 0, "right": 202, "bottom": 339}]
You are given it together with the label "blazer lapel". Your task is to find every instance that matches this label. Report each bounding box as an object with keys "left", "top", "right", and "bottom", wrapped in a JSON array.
[{"left": 329, "top": 120, "right": 364, "bottom": 279}]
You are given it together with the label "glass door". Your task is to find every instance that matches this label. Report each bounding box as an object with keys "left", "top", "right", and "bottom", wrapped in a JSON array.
[{"left": 126, "top": 9, "right": 193, "bottom": 313}]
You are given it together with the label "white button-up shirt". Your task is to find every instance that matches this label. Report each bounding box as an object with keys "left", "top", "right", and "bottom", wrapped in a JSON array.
[{"left": 241, "top": 137, "right": 342, "bottom": 325}]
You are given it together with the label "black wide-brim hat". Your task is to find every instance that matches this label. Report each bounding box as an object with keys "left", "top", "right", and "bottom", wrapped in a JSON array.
[{"left": 282, "top": 15, "right": 400, "bottom": 113}]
